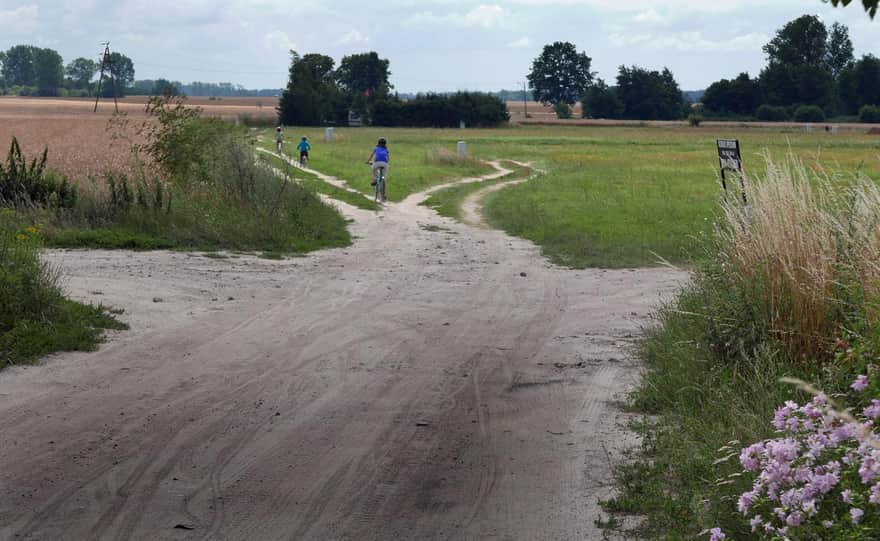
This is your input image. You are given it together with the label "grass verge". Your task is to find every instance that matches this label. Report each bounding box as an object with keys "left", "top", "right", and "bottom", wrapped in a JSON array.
[{"left": 0, "top": 218, "right": 126, "bottom": 370}]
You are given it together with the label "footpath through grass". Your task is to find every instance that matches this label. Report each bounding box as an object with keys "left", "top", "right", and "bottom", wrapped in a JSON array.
[
  {"left": 420, "top": 161, "right": 530, "bottom": 221},
  {"left": 256, "top": 150, "right": 380, "bottom": 211},
  {"left": 262, "top": 128, "right": 493, "bottom": 202}
]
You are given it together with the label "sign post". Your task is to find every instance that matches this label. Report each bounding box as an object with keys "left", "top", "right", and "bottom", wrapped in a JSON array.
[{"left": 717, "top": 139, "right": 746, "bottom": 203}]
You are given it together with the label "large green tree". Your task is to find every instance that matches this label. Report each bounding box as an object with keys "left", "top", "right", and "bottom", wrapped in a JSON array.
[
  {"left": 65, "top": 57, "right": 97, "bottom": 94},
  {"left": 763, "top": 15, "right": 828, "bottom": 67},
  {"left": 2, "top": 45, "right": 36, "bottom": 87},
  {"left": 33, "top": 48, "right": 63, "bottom": 96},
  {"left": 336, "top": 52, "right": 391, "bottom": 97},
  {"left": 615, "top": 66, "right": 685, "bottom": 120},
  {"left": 759, "top": 15, "right": 836, "bottom": 109},
  {"left": 277, "top": 52, "right": 345, "bottom": 126},
  {"left": 825, "top": 22, "right": 855, "bottom": 78},
  {"left": 827, "top": 0, "right": 878, "bottom": 18},
  {"left": 527, "top": 42, "right": 594, "bottom": 105}
]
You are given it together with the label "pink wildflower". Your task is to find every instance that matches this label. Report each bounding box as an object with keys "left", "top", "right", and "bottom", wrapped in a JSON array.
[
  {"left": 850, "top": 507, "right": 864, "bottom": 524},
  {"left": 852, "top": 374, "right": 869, "bottom": 392},
  {"left": 708, "top": 527, "right": 725, "bottom": 541}
]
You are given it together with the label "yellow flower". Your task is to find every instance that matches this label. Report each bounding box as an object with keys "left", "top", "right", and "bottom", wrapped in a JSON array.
[
  {"left": 24, "top": 226, "right": 38, "bottom": 235},
  {"left": 15, "top": 234, "right": 27, "bottom": 241}
]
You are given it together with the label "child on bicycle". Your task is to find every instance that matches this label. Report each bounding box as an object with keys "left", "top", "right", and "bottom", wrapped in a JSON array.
[
  {"left": 275, "top": 126, "right": 283, "bottom": 152},
  {"left": 367, "top": 138, "right": 389, "bottom": 187},
  {"left": 296, "top": 136, "right": 311, "bottom": 166}
]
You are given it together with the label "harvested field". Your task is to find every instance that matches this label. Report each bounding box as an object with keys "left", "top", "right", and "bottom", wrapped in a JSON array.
[{"left": 0, "top": 96, "right": 278, "bottom": 180}]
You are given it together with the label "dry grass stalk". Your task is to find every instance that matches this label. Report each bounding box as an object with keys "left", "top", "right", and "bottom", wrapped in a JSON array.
[{"left": 719, "top": 153, "right": 880, "bottom": 361}]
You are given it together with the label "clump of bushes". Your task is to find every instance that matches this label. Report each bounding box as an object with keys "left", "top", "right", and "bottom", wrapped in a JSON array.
[
  {"left": 370, "top": 92, "right": 509, "bottom": 127},
  {"left": 554, "top": 102, "right": 573, "bottom": 119},
  {"left": 756, "top": 104, "right": 790, "bottom": 121},
  {"left": 859, "top": 105, "right": 880, "bottom": 124},
  {"left": 793, "top": 104, "right": 826, "bottom": 123},
  {"left": 688, "top": 112, "right": 704, "bottom": 127}
]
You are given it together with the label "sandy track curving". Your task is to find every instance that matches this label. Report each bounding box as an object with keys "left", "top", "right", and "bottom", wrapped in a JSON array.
[{"left": 0, "top": 163, "right": 685, "bottom": 540}]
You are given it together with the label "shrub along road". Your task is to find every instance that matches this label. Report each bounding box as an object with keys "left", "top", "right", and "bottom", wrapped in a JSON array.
[{"left": 0, "top": 165, "right": 683, "bottom": 539}]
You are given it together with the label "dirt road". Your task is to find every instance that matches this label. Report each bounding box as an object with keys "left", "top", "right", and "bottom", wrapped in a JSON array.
[{"left": 0, "top": 168, "right": 684, "bottom": 540}]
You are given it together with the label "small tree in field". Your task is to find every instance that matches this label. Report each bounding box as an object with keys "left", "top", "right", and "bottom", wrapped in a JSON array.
[{"left": 527, "top": 42, "right": 594, "bottom": 107}]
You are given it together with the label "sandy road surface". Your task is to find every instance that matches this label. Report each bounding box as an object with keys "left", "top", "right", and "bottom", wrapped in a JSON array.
[{"left": 0, "top": 166, "right": 684, "bottom": 540}]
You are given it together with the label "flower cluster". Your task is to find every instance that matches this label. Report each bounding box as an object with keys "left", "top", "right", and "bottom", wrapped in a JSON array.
[{"left": 710, "top": 370, "right": 880, "bottom": 539}]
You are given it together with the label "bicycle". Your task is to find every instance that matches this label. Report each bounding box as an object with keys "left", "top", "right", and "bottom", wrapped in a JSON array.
[
  {"left": 299, "top": 153, "right": 309, "bottom": 168},
  {"left": 276, "top": 139, "right": 283, "bottom": 153},
  {"left": 368, "top": 162, "right": 386, "bottom": 202}
]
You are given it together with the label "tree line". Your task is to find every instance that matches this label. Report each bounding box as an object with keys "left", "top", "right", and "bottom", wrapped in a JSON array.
[
  {"left": 277, "top": 51, "right": 508, "bottom": 127},
  {"left": 0, "top": 45, "right": 134, "bottom": 98},
  {"left": 701, "top": 15, "right": 879, "bottom": 122},
  {"left": 0, "top": 45, "right": 281, "bottom": 98},
  {"left": 533, "top": 14, "right": 879, "bottom": 123}
]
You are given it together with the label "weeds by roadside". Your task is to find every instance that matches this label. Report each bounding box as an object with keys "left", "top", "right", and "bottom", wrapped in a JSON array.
[
  {"left": 0, "top": 214, "right": 126, "bottom": 369},
  {"left": 601, "top": 155, "right": 880, "bottom": 538}
]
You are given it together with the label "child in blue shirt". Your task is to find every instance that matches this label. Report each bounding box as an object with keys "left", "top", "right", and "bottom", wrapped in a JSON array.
[
  {"left": 367, "top": 138, "right": 389, "bottom": 184},
  {"left": 296, "top": 136, "right": 310, "bottom": 166}
]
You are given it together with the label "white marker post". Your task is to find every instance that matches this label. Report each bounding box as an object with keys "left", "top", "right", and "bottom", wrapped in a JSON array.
[
  {"left": 325, "top": 127, "right": 334, "bottom": 142},
  {"left": 457, "top": 141, "right": 467, "bottom": 159}
]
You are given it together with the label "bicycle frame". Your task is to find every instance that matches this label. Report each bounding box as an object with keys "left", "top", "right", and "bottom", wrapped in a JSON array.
[{"left": 373, "top": 166, "right": 386, "bottom": 202}]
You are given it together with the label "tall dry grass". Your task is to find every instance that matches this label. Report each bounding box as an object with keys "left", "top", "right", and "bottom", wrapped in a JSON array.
[{"left": 719, "top": 153, "right": 880, "bottom": 361}]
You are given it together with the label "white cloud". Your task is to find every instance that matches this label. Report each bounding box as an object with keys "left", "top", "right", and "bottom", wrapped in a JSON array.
[
  {"left": 0, "top": 3, "right": 39, "bottom": 29},
  {"left": 337, "top": 30, "right": 368, "bottom": 45},
  {"left": 632, "top": 8, "right": 669, "bottom": 25},
  {"left": 508, "top": 36, "right": 531, "bottom": 48},
  {"left": 465, "top": 4, "right": 507, "bottom": 27},
  {"left": 405, "top": 4, "right": 510, "bottom": 29},
  {"left": 264, "top": 30, "right": 296, "bottom": 53},
  {"left": 609, "top": 31, "right": 769, "bottom": 53}
]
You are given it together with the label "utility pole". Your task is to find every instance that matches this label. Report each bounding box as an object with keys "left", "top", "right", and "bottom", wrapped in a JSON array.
[
  {"left": 522, "top": 81, "right": 528, "bottom": 118},
  {"left": 94, "top": 42, "right": 119, "bottom": 113}
]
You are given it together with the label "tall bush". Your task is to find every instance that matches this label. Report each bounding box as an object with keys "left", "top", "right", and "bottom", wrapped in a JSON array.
[
  {"left": 793, "top": 104, "right": 826, "bottom": 122},
  {"left": 756, "top": 104, "right": 790, "bottom": 121},
  {"left": 859, "top": 105, "right": 880, "bottom": 123}
]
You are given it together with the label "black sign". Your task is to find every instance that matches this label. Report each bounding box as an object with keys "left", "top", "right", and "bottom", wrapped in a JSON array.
[{"left": 717, "top": 139, "right": 742, "bottom": 173}]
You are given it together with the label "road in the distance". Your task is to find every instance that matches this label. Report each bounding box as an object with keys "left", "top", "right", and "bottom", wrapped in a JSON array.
[{"left": 0, "top": 173, "right": 683, "bottom": 540}]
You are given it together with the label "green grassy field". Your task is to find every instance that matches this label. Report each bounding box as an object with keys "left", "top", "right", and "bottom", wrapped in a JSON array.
[{"left": 264, "top": 125, "right": 880, "bottom": 268}]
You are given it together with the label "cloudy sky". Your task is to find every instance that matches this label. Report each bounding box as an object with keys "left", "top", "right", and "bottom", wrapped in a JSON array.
[{"left": 2, "top": 0, "right": 879, "bottom": 92}]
